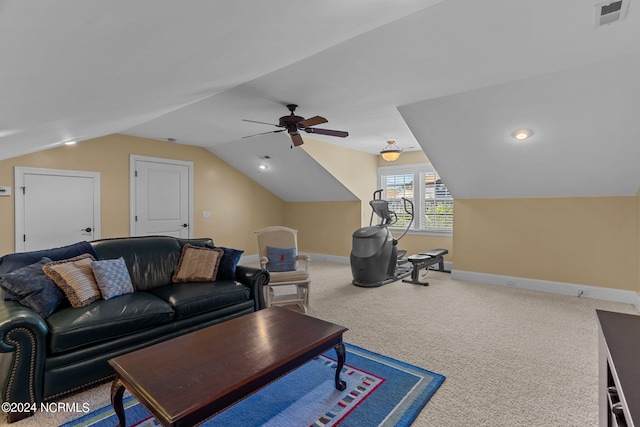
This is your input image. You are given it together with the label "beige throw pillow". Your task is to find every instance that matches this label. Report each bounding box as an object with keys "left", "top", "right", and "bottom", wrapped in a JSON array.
[
  {"left": 172, "top": 244, "right": 223, "bottom": 283},
  {"left": 43, "top": 254, "right": 101, "bottom": 308}
]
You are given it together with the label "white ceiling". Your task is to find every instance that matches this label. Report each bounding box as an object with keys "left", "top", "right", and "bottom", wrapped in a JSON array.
[{"left": 2, "top": 0, "right": 640, "bottom": 200}]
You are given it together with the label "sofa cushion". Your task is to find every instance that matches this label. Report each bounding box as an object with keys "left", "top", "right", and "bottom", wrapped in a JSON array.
[
  {"left": 46, "top": 292, "right": 175, "bottom": 353},
  {"left": 0, "top": 257, "right": 67, "bottom": 318},
  {"left": 91, "top": 257, "right": 134, "bottom": 300},
  {"left": 91, "top": 236, "right": 181, "bottom": 291},
  {"left": 90, "top": 236, "right": 213, "bottom": 292},
  {"left": 43, "top": 254, "right": 101, "bottom": 308},
  {"left": 172, "top": 245, "right": 223, "bottom": 283},
  {"left": 150, "top": 280, "right": 250, "bottom": 320}
]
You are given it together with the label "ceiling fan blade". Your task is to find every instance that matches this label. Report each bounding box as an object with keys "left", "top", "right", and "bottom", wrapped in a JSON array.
[
  {"left": 290, "top": 132, "right": 304, "bottom": 146},
  {"left": 304, "top": 127, "right": 349, "bottom": 138},
  {"left": 298, "top": 115, "right": 328, "bottom": 127},
  {"left": 242, "top": 119, "right": 281, "bottom": 127},
  {"left": 242, "top": 129, "right": 286, "bottom": 138}
]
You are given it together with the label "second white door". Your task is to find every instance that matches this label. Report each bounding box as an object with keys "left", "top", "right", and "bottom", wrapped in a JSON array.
[{"left": 131, "top": 156, "right": 192, "bottom": 238}]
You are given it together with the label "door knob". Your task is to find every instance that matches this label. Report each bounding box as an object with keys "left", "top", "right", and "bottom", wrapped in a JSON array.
[
  {"left": 82, "top": 227, "right": 92, "bottom": 233},
  {"left": 182, "top": 224, "right": 188, "bottom": 228}
]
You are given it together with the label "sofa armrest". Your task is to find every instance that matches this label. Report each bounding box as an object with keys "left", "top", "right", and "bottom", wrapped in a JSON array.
[
  {"left": 0, "top": 301, "right": 48, "bottom": 422},
  {"left": 234, "top": 266, "right": 270, "bottom": 311}
]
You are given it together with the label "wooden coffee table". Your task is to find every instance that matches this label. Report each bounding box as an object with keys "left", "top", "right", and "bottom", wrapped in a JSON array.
[{"left": 108, "top": 307, "right": 348, "bottom": 427}]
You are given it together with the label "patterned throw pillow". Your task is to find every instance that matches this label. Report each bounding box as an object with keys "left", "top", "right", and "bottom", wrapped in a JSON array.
[
  {"left": 91, "top": 257, "right": 134, "bottom": 300},
  {"left": 0, "top": 257, "right": 66, "bottom": 317},
  {"left": 172, "top": 244, "right": 224, "bottom": 283},
  {"left": 43, "top": 254, "right": 101, "bottom": 308},
  {"left": 267, "top": 246, "right": 296, "bottom": 272}
]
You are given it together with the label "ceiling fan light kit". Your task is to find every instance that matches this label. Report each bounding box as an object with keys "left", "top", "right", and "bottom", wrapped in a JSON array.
[
  {"left": 380, "top": 140, "right": 402, "bottom": 161},
  {"left": 242, "top": 104, "right": 349, "bottom": 147}
]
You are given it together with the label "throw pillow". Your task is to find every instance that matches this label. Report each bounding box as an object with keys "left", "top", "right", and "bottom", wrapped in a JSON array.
[
  {"left": 0, "top": 241, "right": 98, "bottom": 277},
  {"left": 172, "top": 244, "right": 223, "bottom": 283},
  {"left": 216, "top": 247, "right": 244, "bottom": 280},
  {"left": 43, "top": 254, "right": 101, "bottom": 308},
  {"left": 266, "top": 246, "right": 296, "bottom": 272},
  {"left": 0, "top": 257, "right": 66, "bottom": 318},
  {"left": 91, "top": 257, "right": 134, "bottom": 300}
]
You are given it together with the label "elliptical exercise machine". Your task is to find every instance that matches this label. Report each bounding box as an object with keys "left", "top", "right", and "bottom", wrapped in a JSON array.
[{"left": 350, "top": 190, "right": 414, "bottom": 287}]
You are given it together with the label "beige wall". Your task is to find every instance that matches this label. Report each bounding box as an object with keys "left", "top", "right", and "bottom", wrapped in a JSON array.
[
  {"left": 302, "top": 138, "right": 378, "bottom": 226},
  {"left": 285, "top": 201, "right": 361, "bottom": 257},
  {"left": 0, "top": 134, "right": 285, "bottom": 256},
  {"left": 453, "top": 197, "right": 638, "bottom": 290},
  {"left": 6, "top": 135, "right": 638, "bottom": 294},
  {"left": 299, "top": 144, "right": 455, "bottom": 260}
]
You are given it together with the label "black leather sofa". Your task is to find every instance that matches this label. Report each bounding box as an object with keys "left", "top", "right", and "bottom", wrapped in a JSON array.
[{"left": 0, "top": 236, "right": 269, "bottom": 423}]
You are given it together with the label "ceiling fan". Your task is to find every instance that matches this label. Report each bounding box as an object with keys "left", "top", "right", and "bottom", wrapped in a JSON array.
[{"left": 242, "top": 104, "right": 349, "bottom": 147}]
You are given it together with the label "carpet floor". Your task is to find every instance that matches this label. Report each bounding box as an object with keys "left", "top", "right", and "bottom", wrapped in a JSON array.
[{"left": 6, "top": 261, "right": 638, "bottom": 427}]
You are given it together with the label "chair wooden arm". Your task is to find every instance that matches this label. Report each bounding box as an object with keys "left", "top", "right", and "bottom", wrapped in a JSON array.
[{"left": 295, "top": 253, "right": 310, "bottom": 271}]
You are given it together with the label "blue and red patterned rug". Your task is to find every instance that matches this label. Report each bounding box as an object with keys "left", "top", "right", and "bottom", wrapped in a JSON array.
[{"left": 62, "top": 343, "right": 445, "bottom": 427}]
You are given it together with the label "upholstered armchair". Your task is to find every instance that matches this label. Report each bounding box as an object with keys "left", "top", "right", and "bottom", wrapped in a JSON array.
[{"left": 255, "top": 226, "right": 310, "bottom": 313}]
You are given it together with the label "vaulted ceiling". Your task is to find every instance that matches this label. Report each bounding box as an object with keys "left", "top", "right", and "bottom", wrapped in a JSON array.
[{"left": 2, "top": 0, "right": 639, "bottom": 200}]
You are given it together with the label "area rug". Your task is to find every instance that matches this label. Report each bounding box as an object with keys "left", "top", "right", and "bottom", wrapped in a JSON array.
[{"left": 61, "top": 343, "right": 445, "bottom": 427}]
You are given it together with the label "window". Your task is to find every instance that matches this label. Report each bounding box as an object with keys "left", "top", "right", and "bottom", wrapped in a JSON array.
[{"left": 378, "top": 163, "right": 453, "bottom": 234}]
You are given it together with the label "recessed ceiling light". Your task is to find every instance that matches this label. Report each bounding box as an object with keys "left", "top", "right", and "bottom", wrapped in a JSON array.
[
  {"left": 64, "top": 140, "right": 77, "bottom": 145},
  {"left": 511, "top": 129, "right": 533, "bottom": 141},
  {"left": 258, "top": 164, "right": 268, "bottom": 171}
]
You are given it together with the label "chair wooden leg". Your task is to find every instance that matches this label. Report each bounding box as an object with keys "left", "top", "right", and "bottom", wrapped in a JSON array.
[
  {"left": 299, "top": 283, "right": 309, "bottom": 313},
  {"left": 264, "top": 285, "right": 273, "bottom": 308}
]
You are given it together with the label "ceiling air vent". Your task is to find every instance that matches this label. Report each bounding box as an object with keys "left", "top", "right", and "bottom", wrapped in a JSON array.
[{"left": 595, "top": 0, "right": 629, "bottom": 27}]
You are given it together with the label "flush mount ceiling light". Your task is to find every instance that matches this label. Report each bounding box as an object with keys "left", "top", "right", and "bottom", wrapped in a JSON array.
[
  {"left": 380, "top": 140, "right": 403, "bottom": 161},
  {"left": 511, "top": 129, "right": 533, "bottom": 141}
]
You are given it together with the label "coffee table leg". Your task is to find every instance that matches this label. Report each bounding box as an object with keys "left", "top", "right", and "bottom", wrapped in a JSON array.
[
  {"left": 334, "top": 342, "right": 346, "bottom": 391},
  {"left": 111, "top": 377, "right": 127, "bottom": 427}
]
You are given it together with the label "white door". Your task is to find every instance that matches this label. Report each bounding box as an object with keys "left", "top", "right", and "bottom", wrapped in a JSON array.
[
  {"left": 131, "top": 156, "right": 193, "bottom": 238},
  {"left": 15, "top": 167, "right": 101, "bottom": 252}
]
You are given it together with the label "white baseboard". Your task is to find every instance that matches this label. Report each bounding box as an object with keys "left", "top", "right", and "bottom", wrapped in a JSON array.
[
  {"left": 239, "top": 252, "right": 351, "bottom": 266},
  {"left": 452, "top": 269, "right": 640, "bottom": 310},
  {"left": 242, "top": 253, "right": 450, "bottom": 268},
  {"left": 304, "top": 253, "right": 350, "bottom": 264}
]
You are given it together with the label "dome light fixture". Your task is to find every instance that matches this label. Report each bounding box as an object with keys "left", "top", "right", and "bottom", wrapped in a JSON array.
[
  {"left": 511, "top": 129, "right": 533, "bottom": 141},
  {"left": 380, "top": 140, "right": 403, "bottom": 161}
]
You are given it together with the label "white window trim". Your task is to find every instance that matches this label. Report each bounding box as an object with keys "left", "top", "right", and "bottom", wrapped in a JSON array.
[{"left": 378, "top": 162, "right": 453, "bottom": 236}]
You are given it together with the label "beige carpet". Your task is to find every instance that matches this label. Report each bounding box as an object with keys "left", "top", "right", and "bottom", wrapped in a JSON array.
[{"left": 7, "top": 261, "right": 638, "bottom": 427}]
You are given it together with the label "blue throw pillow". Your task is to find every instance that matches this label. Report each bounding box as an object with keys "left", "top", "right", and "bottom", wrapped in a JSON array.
[
  {"left": 216, "top": 247, "right": 244, "bottom": 280},
  {"left": 0, "top": 257, "right": 66, "bottom": 318},
  {"left": 91, "top": 257, "right": 134, "bottom": 300},
  {"left": 0, "top": 241, "right": 98, "bottom": 277},
  {"left": 267, "top": 246, "right": 296, "bottom": 272}
]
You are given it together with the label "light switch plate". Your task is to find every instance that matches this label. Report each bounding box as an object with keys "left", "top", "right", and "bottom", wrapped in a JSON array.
[{"left": 0, "top": 186, "right": 11, "bottom": 196}]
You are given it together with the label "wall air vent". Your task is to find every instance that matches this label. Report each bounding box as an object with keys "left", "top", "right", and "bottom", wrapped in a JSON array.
[{"left": 595, "top": 0, "right": 629, "bottom": 27}]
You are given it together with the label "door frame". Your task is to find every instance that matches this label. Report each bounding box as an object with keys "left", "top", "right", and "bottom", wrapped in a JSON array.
[
  {"left": 129, "top": 155, "right": 194, "bottom": 238},
  {"left": 14, "top": 166, "right": 101, "bottom": 252}
]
